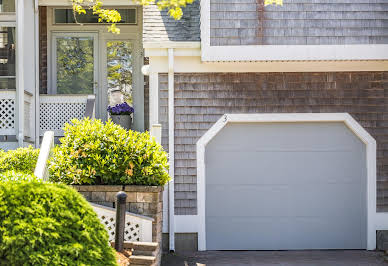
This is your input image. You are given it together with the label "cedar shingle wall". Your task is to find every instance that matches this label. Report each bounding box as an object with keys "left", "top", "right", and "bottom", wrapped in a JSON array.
[
  {"left": 210, "top": 0, "right": 388, "bottom": 46},
  {"left": 159, "top": 72, "right": 388, "bottom": 215},
  {"left": 143, "top": 1, "right": 200, "bottom": 42}
]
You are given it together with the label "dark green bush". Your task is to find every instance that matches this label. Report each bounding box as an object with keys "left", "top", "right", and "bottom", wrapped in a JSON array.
[
  {"left": 0, "top": 181, "right": 117, "bottom": 266},
  {"left": 48, "top": 118, "right": 170, "bottom": 186},
  {"left": 0, "top": 146, "right": 39, "bottom": 174}
]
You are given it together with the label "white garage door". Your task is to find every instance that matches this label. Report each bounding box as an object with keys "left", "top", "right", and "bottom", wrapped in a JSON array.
[{"left": 205, "top": 122, "right": 367, "bottom": 250}]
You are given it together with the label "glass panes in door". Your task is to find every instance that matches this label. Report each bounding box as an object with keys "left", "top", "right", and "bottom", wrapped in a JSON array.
[
  {"left": 0, "top": 0, "right": 15, "bottom": 12},
  {"left": 107, "top": 41, "right": 132, "bottom": 106},
  {"left": 0, "top": 27, "right": 15, "bottom": 90},
  {"left": 55, "top": 35, "right": 95, "bottom": 94}
]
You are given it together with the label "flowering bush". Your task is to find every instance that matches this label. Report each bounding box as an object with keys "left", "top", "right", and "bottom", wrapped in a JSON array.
[{"left": 107, "top": 102, "right": 134, "bottom": 115}]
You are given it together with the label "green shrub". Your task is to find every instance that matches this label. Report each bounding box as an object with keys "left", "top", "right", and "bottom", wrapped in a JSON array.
[
  {"left": 0, "top": 170, "right": 37, "bottom": 182},
  {"left": 0, "top": 146, "right": 39, "bottom": 174},
  {"left": 0, "top": 181, "right": 117, "bottom": 266},
  {"left": 48, "top": 118, "right": 170, "bottom": 186}
]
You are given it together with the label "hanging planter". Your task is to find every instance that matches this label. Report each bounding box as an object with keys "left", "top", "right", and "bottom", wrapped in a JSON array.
[{"left": 107, "top": 102, "right": 134, "bottom": 130}]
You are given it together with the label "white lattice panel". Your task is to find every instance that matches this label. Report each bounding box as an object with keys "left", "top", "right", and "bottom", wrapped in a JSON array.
[
  {"left": 91, "top": 203, "right": 153, "bottom": 243},
  {"left": 39, "top": 95, "right": 91, "bottom": 136},
  {"left": 0, "top": 90, "right": 16, "bottom": 135}
]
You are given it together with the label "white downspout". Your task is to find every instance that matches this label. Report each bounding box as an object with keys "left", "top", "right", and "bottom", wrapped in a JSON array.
[
  {"left": 16, "top": 0, "right": 24, "bottom": 147},
  {"left": 168, "top": 48, "right": 175, "bottom": 251},
  {"left": 34, "top": 0, "right": 40, "bottom": 147}
]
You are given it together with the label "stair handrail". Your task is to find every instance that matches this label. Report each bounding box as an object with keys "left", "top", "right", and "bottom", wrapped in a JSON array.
[{"left": 34, "top": 130, "right": 54, "bottom": 181}]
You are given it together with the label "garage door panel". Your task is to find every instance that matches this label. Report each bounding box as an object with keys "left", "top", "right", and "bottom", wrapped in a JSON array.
[
  {"left": 205, "top": 122, "right": 367, "bottom": 250},
  {"left": 206, "top": 183, "right": 364, "bottom": 218},
  {"left": 206, "top": 216, "right": 366, "bottom": 250},
  {"left": 207, "top": 123, "right": 363, "bottom": 152},
  {"left": 207, "top": 151, "right": 364, "bottom": 186}
]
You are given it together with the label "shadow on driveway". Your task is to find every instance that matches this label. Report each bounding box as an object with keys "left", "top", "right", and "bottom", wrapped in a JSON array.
[{"left": 162, "top": 250, "right": 386, "bottom": 266}]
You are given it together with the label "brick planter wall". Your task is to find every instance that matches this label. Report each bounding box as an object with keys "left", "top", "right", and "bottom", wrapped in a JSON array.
[{"left": 72, "top": 185, "right": 163, "bottom": 265}]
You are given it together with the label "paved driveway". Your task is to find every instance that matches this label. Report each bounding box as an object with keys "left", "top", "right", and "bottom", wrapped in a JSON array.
[{"left": 162, "top": 250, "right": 386, "bottom": 266}]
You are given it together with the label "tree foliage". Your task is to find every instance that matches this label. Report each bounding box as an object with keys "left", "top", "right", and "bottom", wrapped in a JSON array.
[{"left": 72, "top": 0, "right": 283, "bottom": 34}]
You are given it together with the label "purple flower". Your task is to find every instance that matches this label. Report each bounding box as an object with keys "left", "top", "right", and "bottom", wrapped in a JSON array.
[{"left": 107, "top": 102, "right": 134, "bottom": 115}]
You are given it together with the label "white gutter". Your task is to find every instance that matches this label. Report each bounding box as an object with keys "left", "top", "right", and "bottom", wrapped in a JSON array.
[
  {"left": 16, "top": 0, "right": 24, "bottom": 147},
  {"left": 34, "top": 0, "right": 40, "bottom": 147},
  {"left": 168, "top": 48, "right": 175, "bottom": 251}
]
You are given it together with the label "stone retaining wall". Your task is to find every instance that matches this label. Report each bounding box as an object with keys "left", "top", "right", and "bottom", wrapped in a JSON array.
[{"left": 72, "top": 185, "right": 163, "bottom": 265}]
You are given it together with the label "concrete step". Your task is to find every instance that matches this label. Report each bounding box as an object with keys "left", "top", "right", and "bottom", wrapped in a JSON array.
[
  {"left": 131, "top": 249, "right": 156, "bottom": 257},
  {"left": 123, "top": 241, "right": 158, "bottom": 251},
  {"left": 129, "top": 255, "right": 156, "bottom": 265}
]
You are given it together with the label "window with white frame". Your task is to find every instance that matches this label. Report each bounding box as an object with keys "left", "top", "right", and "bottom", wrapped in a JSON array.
[
  {"left": 0, "top": 0, "right": 15, "bottom": 90},
  {"left": 54, "top": 8, "right": 137, "bottom": 25}
]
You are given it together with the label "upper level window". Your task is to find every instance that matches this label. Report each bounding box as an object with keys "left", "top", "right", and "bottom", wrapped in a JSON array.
[
  {"left": 54, "top": 8, "right": 137, "bottom": 25},
  {"left": 0, "top": 26, "right": 15, "bottom": 90},
  {"left": 0, "top": 0, "right": 14, "bottom": 13}
]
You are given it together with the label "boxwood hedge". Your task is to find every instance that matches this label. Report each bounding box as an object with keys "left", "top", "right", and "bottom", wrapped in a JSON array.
[
  {"left": 0, "top": 146, "right": 39, "bottom": 174},
  {"left": 0, "top": 181, "right": 117, "bottom": 266}
]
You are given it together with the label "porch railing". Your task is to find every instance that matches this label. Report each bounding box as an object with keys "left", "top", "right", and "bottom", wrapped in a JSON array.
[
  {"left": 39, "top": 94, "right": 95, "bottom": 136},
  {"left": 0, "top": 90, "right": 33, "bottom": 139},
  {"left": 0, "top": 90, "right": 16, "bottom": 136}
]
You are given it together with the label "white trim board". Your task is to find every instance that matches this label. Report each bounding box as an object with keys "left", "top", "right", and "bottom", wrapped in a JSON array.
[
  {"left": 200, "top": 0, "right": 388, "bottom": 61},
  {"left": 201, "top": 44, "right": 388, "bottom": 62},
  {"left": 196, "top": 113, "right": 377, "bottom": 251},
  {"left": 146, "top": 55, "right": 388, "bottom": 73}
]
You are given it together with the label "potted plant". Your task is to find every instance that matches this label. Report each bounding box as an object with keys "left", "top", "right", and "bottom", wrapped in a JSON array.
[{"left": 107, "top": 102, "right": 134, "bottom": 130}]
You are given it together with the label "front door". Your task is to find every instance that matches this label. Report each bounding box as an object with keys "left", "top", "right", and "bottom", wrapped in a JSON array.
[
  {"left": 102, "top": 40, "right": 133, "bottom": 122},
  {"left": 52, "top": 33, "right": 143, "bottom": 131},
  {"left": 101, "top": 37, "right": 143, "bottom": 131},
  {"left": 52, "top": 32, "right": 98, "bottom": 95}
]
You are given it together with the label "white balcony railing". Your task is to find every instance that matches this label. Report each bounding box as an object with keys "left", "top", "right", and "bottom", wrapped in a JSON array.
[
  {"left": 39, "top": 94, "right": 95, "bottom": 136},
  {"left": 0, "top": 90, "right": 16, "bottom": 136},
  {"left": 0, "top": 90, "right": 32, "bottom": 139}
]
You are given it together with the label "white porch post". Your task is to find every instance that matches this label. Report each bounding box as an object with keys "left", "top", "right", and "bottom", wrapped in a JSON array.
[
  {"left": 15, "top": 0, "right": 24, "bottom": 146},
  {"left": 34, "top": 0, "right": 40, "bottom": 147}
]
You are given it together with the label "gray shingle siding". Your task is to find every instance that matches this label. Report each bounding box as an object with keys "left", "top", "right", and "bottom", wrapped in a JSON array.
[
  {"left": 143, "top": 1, "right": 200, "bottom": 42},
  {"left": 210, "top": 0, "right": 388, "bottom": 45},
  {"left": 160, "top": 72, "right": 388, "bottom": 215}
]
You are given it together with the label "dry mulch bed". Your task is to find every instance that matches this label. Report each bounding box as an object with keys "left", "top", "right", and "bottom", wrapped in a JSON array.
[{"left": 116, "top": 250, "right": 131, "bottom": 266}]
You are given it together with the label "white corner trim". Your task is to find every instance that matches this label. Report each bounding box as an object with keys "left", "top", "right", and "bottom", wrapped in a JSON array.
[
  {"left": 175, "top": 215, "right": 200, "bottom": 233},
  {"left": 196, "top": 113, "right": 377, "bottom": 251},
  {"left": 200, "top": 0, "right": 388, "bottom": 62}
]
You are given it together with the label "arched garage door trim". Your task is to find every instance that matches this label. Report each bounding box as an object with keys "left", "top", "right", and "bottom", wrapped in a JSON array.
[{"left": 196, "top": 113, "right": 377, "bottom": 251}]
